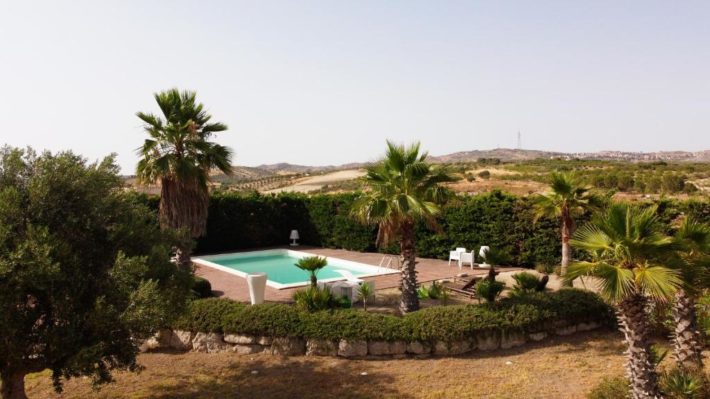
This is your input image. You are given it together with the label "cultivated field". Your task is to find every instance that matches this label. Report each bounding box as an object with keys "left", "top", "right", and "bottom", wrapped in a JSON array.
[{"left": 266, "top": 169, "right": 366, "bottom": 193}]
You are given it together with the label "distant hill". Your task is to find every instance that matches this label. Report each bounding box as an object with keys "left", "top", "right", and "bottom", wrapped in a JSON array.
[
  {"left": 254, "top": 162, "right": 371, "bottom": 174},
  {"left": 430, "top": 148, "right": 710, "bottom": 163},
  {"left": 227, "top": 166, "right": 276, "bottom": 179},
  {"left": 429, "top": 149, "right": 565, "bottom": 163},
  {"left": 249, "top": 149, "right": 710, "bottom": 175}
]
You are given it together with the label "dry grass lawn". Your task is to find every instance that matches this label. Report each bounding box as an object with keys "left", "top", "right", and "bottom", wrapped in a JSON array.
[{"left": 25, "top": 330, "right": 632, "bottom": 399}]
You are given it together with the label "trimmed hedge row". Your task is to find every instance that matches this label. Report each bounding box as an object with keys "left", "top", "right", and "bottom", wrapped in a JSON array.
[
  {"left": 131, "top": 190, "right": 710, "bottom": 267},
  {"left": 198, "top": 191, "right": 564, "bottom": 266},
  {"left": 172, "top": 289, "right": 615, "bottom": 342}
]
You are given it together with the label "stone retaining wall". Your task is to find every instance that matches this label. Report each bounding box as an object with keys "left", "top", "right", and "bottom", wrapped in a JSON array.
[{"left": 141, "top": 321, "right": 602, "bottom": 358}]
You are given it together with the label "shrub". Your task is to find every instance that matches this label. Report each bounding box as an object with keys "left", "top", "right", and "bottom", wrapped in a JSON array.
[
  {"left": 417, "top": 282, "right": 444, "bottom": 300},
  {"left": 428, "top": 281, "right": 444, "bottom": 299},
  {"left": 294, "top": 286, "right": 337, "bottom": 312},
  {"left": 417, "top": 285, "right": 430, "bottom": 299},
  {"left": 192, "top": 276, "right": 213, "bottom": 299},
  {"left": 475, "top": 280, "right": 505, "bottom": 303},
  {"left": 535, "top": 263, "right": 555, "bottom": 275},
  {"left": 173, "top": 289, "right": 613, "bottom": 343},
  {"left": 586, "top": 377, "right": 629, "bottom": 399},
  {"left": 511, "top": 272, "right": 541, "bottom": 293},
  {"left": 660, "top": 368, "right": 707, "bottom": 399},
  {"left": 478, "top": 170, "right": 491, "bottom": 179},
  {"left": 336, "top": 294, "right": 352, "bottom": 309}
]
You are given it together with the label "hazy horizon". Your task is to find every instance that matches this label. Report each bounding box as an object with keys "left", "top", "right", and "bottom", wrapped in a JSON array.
[{"left": 1, "top": 1, "right": 709, "bottom": 173}]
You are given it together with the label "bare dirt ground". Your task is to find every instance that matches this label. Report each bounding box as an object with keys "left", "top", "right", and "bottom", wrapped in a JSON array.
[
  {"left": 26, "top": 330, "right": 629, "bottom": 399},
  {"left": 266, "top": 169, "right": 366, "bottom": 193}
]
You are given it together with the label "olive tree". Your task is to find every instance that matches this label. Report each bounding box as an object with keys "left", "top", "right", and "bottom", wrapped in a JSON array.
[{"left": 0, "top": 147, "right": 192, "bottom": 399}]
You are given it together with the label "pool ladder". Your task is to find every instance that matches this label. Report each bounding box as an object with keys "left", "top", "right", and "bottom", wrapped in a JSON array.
[{"left": 378, "top": 255, "right": 399, "bottom": 273}]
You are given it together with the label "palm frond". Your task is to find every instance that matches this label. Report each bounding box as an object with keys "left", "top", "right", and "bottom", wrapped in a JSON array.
[
  {"left": 633, "top": 265, "right": 681, "bottom": 301},
  {"left": 351, "top": 140, "right": 453, "bottom": 247},
  {"left": 565, "top": 261, "right": 635, "bottom": 302}
]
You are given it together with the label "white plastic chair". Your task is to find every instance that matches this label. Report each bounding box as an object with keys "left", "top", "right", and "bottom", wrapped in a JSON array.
[
  {"left": 448, "top": 247, "right": 467, "bottom": 266},
  {"left": 333, "top": 269, "right": 364, "bottom": 284},
  {"left": 459, "top": 251, "right": 474, "bottom": 269}
]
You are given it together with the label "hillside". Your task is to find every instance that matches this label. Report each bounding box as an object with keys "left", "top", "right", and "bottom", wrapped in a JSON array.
[{"left": 251, "top": 149, "right": 710, "bottom": 175}]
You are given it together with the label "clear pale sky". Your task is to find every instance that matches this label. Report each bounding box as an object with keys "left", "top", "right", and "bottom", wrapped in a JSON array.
[{"left": 1, "top": 1, "right": 708, "bottom": 173}]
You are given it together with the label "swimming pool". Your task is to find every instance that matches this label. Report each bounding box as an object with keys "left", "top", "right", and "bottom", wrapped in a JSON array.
[{"left": 193, "top": 249, "right": 398, "bottom": 289}]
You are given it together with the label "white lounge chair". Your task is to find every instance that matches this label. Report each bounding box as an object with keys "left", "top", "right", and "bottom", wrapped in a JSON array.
[
  {"left": 448, "top": 247, "right": 467, "bottom": 266},
  {"left": 332, "top": 270, "right": 374, "bottom": 302},
  {"left": 333, "top": 269, "right": 364, "bottom": 285}
]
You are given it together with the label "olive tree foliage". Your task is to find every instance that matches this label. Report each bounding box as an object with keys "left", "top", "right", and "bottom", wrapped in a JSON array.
[{"left": 0, "top": 147, "right": 192, "bottom": 399}]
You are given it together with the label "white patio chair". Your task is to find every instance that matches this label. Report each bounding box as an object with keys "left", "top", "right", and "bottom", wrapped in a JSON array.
[
  {"left": 459, "top": 251, "right": 474, "bottom": 269},
  {"left": 448, "top": 247, "right": 467, "bottom": 266}
]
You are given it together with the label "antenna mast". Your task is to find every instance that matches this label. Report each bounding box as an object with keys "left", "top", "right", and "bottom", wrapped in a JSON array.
[{"left": 517, "top": 131, "right": 522, "bottom": 149}]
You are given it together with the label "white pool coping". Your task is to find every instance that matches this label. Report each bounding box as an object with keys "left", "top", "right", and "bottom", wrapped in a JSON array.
[{"left": 193, "top": 248, "right": 400, "bottom": 289}]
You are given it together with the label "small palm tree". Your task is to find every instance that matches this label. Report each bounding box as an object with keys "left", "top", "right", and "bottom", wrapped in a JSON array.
[
  {"left": 357, "top": 283, "right": 373, "bottom": 311},
  {"left": 295, "top": 256, "right": 328, "bottom": 289},
  {"left": 135, "top": 89, "right": 233, "bottom": 268},
  {"left": 668, "top": 218, "right": 710, "bottom": 371},
  {"left": 351, "top": 141, "right": 455, "bottom": 314},
  {"left": 533, "top": 173, "right": 601, "bottom": 283},
  {"left": 479, "top": 247, "right": 510, "bottom": 282},
  {"left": 566, "top": 203, "right": 681, "bottom": 399}
]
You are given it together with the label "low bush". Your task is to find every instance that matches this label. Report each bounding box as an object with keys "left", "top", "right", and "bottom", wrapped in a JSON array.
[
  {"left": 294, "top": 286, "right": 336, "bottom": 312},
  {"left": 192, "top": 276, "right": 213, "bottom": 299},
  {"left": 417, "top": 281, "right": 444, "bottom": 300},
  {"left": 661, "top": 368, "right": 707, "bottom": 399},
  {"left": 586, "top": 377, "right": 629, "bottom": 399},
  {"left": 511, "top": 272, "right": 541, "bottom": 293},
  {"left": 173, "top": 289, "right": 614, "bottom": 343},
  {"left": 475, "top": 280, "right": 505, "bottom": 303}
]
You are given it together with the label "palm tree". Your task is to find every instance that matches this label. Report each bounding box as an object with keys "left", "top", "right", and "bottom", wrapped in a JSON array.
[
  {"left": 351, "top": 141, "right": 455, "bottom": 314},
  {"left": 295, "top": 256, "right": 328, "bottom": 289},
  {"left": 136, "top": 89, "right": 233, "bottom": 268},
  {"left": 566, "top": 204, "right": 681, "bottom": 399},
  {"left": 533, "top": 173, "right": 600, "bottom": 282},
  {"left": 668, "top": 218, "right": 710, "bottom": 371}
]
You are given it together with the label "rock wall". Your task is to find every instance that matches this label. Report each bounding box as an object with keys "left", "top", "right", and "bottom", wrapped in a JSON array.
[{"left": 141, "top": 321, "right": 603, "bottom": 359}]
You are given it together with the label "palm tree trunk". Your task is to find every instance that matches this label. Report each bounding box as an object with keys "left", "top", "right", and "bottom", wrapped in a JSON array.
[
  {"left": 617, "top": 294, "right": 662, "bottom": 399},
  {"left": 310, "top": 273, "right": 317, "bottom": 289},
  {"left": 399, "top": 221, "right": 419, "bottom": 314},
  {"left": 159, "top": 178, "right": 209, "bottom": 238},
  {"left": 560, "top": 211, "right": 573, "bottom": 287},
  {"left": 0, "top": 370, "right": 27, "bottom": 399},
  {"left": 671, "top": 289, "right": 704, "bottom": 371}
]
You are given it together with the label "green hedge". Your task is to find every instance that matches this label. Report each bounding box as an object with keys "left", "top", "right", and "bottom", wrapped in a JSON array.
[
  {"left": 172, "top": 289, "right": 615, "bottom": 342},
  {"left": 134, "top": 190, "right": 709, "bottom": 268},
  {"left": 191, "top": 191, "right": 564, "bottom": 266}
]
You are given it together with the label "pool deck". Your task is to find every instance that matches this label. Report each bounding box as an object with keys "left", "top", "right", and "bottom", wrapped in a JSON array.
[{"left": 194, "top": 246, "right": 523, "bottom": 303}]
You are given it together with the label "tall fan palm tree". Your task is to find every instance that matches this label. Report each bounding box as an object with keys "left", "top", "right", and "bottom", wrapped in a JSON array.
[
  {"left": 566, "top": 204, "right": 681, "bottom": 399},
  {"left": 533, "top": 173, "right": 600, "bottom": 281},
  {"left": 136, "top": 89, "right": 233, "bottom": 268},
  {"left": 668, "top": 218, "right": 710, "bottom": 371},
  {"left": 351, "top": 141, "right": 455, "bottom": 314}
]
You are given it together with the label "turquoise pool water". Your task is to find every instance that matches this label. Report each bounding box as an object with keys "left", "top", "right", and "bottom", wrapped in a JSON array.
[{"left": 207, "top": 253, "right": 369, "bottom": 285}]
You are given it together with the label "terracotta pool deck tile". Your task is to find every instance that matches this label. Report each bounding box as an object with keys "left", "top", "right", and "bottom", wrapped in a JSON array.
[{"left": 194, "top": 246, "right": 522, "bottom": 303}]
